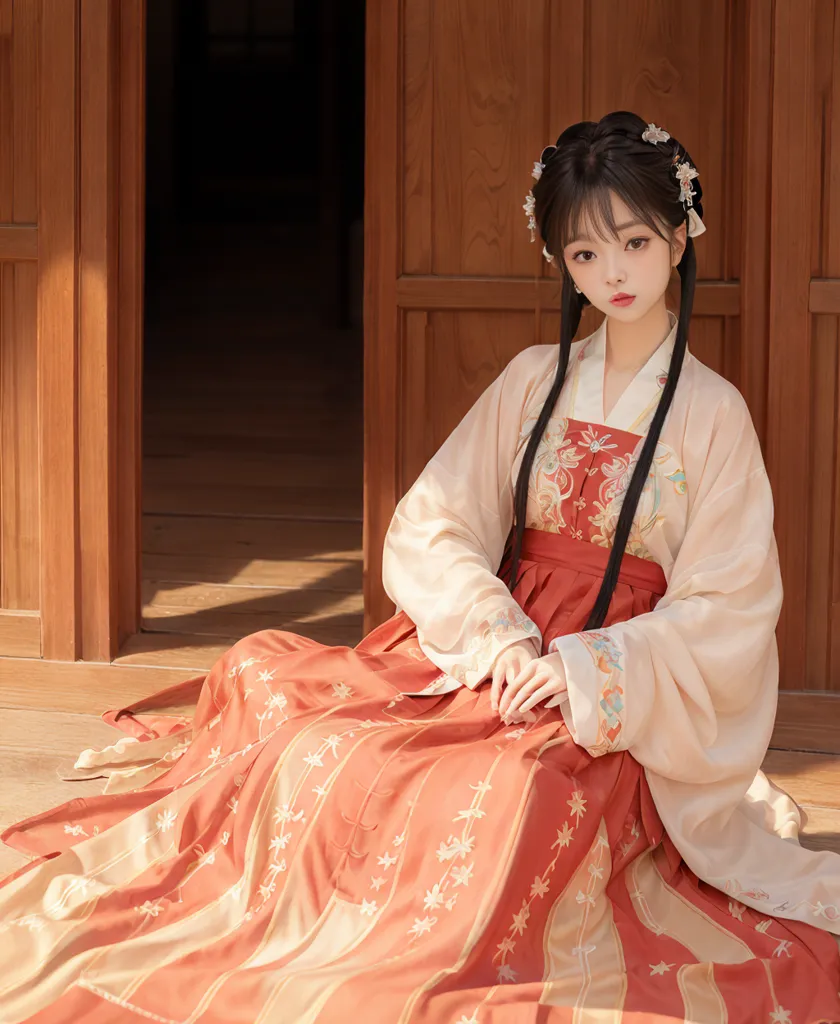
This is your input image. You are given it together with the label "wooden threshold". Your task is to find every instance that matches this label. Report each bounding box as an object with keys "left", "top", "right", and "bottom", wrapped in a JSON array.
[{"left": 0, "top": 655, "right": 195, "bottom": 715}]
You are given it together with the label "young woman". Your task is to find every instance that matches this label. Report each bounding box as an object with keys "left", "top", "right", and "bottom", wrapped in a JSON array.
[{"left": 1, "top": 110, "right": 839, "bottom": 1023}]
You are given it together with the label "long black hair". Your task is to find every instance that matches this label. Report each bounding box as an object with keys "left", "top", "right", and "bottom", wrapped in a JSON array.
[{"left": 503, "top": 110, "right": 702, "bottom": 631}]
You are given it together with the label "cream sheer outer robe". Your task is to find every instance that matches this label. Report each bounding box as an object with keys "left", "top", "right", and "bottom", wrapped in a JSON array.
[{"left": 382, "top": 311, "right": 840, "bottom": 935}]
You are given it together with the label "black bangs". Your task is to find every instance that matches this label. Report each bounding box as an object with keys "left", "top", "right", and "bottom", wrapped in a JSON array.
[{"left": 548, "top": 181, "right": 670, "bottom": 259}]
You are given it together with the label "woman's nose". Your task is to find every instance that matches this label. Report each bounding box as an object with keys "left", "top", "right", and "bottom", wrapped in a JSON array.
[{"left": 604, "top": 261, "right": 626, "bottom": 286}]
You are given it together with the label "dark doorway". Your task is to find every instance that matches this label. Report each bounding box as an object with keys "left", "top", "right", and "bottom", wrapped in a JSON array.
[{"left": 132, "top": 0, "right": 365, "bottom": 671}]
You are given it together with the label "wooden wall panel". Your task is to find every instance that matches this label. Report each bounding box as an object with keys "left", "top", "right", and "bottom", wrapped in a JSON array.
[
  {"left": 0, "top": 0, "right": 144, "bottom": 662},
  {"left": 116, "top": 0, "right": 146, "bottom": 648},
  {"left": 1, "top": 263, "right": 39, "bottom": 611},
  {"left": 411, "top": 2, "right": 546, "bottom": 278},
  {"left": 803, "top": 0, "right": 840, "bottom": 693},
  {"left": 400, "top": 311, "right": 535, "bottom": 489},
  {"left": 766, "top": 0, "right": 816, "bottom": 689},
  {"left": 39, "top": 0, "right": 80, "bottom": 659},
  {"left": 79, "top": 0, "right": 120, "bottom": 660},
  {"left": 0, "top": 0, "right": 39, "bottom": 617}
]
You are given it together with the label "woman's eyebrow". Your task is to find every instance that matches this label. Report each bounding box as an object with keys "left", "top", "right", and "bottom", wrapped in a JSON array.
[{"left": 567, "top": 220, "right": 646, "bottom": 245}]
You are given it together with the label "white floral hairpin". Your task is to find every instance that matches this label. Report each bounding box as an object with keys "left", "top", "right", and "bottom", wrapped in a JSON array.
[
  {"left": 642, "top": 122, "right": 706, "bottom": 236},
  {"left": 674, "top": 160, "right": 699, "bottom": 208},
  {"left": 523, "top": 191, "right": 537, "bottom": 242},
  {"left": 524, "top": 145, "right": 558, "bottom": 246},
  {"left": 641, "top": 122, "right": 671, "bottom": 144}
]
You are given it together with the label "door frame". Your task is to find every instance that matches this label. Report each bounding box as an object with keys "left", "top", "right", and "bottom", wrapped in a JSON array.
[{"left": 35, "top": 0, "right": 145, "bottom": 662}]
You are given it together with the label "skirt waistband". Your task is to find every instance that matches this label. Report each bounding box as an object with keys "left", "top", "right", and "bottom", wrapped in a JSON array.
[{"left": 519, "top": 528, "right": 667, "bottom": 597}]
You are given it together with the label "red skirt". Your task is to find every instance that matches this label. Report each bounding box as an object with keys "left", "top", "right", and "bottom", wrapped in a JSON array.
[{"left": 1, "top": 530, "right": 838, "bottom": 1023}]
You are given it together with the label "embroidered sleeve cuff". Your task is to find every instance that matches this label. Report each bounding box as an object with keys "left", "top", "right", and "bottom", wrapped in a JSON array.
[
  {"left": 546, "top": 630, "right": 626, "bottom": 756},
  {"left": 417, "top": 606, "right": 541, "bottom": 691}
]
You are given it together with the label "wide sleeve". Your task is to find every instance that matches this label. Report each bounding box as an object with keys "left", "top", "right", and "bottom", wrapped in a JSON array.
[
  {"left": 381, "top": 347, "right": 555, "bottom": 689},
  {"left": 546, "top": 390, "right": 783, "bottom": 784}
]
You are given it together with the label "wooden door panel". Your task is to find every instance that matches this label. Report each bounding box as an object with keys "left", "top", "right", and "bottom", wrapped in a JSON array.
[
  {"left": 400, "top": 310, "right": 536, "bottom": 490},
  {"left": 0, "top": 1, "right": 41, "bottom": 655},
  {"left": 0, "top": 0, "right": 144, "bottom": 661},
  {"left": 1, "top": 262, "right": 39, "bottom": 612}
]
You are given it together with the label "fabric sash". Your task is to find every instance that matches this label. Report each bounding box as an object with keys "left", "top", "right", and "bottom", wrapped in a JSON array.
[{"left": 519, "top": 527, "right": 667, "bottom": 597}]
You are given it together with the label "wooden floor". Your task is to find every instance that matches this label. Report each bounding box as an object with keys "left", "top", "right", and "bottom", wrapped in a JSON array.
[
  {"left": 139, "top": 221, "right": 364, "bottom": 662},
  {"left": 0, "top": 222, "right": 838, "bottom": 880}
]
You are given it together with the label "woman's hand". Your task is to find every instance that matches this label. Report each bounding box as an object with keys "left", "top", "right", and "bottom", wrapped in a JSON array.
[
  {"left": 497, "top": 653, "right": 568, "bottom": 723},
  {"left": 489, "top": 639, "right": 541, "bottom": 720}
]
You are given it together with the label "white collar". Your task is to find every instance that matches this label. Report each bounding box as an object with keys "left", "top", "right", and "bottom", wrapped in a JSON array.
[{"left": 560, "top": 310, "right": 683, "bottom": 432}]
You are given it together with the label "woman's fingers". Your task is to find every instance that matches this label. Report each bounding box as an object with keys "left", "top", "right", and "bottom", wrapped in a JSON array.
[
  {"left": 503, "top": 671, "right": 549, "bottom": 720},
  {"left": 490, "top": 660, "right": 508, "bottom": 711},
  {"left": 498, "top": 663, "right": 539, "bottom": 717},
  {"left": 518, "top": 680, "right": 562, "bottom": 715}
]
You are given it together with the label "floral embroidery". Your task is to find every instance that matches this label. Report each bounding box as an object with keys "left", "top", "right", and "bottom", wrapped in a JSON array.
[
  {"left": 155, "top": 809, "right": 177, "bottom": 833},
  {"left": 523, "top": 416, "right": 586, "bottom": 532},
  {"left": 408, "top": 776, "right": 493, "bottom": 943},
  {"left": 724, "top": 879, "right": 840, "bottom": 926},
  {"left": 522, "top": 417, "right": 685, "bottom": 560},
  {"left": 578, "top": 425, "right": 618, "bottom": 454},
  {"left": 576, "top": 631, "right": 625, "bottom": 755},
  {"left": 493, "top": 784, "right": 589, "bottom": 984},
  {"left": 257, "top": 687, "right": 288, "bottom": 740}
]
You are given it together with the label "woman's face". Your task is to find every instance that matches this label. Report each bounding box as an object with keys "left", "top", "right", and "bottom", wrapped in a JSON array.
[{"left": 561, "top": 190, "right": 686, "bottom": 322}]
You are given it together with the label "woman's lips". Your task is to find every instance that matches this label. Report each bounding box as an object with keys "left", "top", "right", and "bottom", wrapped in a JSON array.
[{"left": 610, "top": 294, "right": 635, "bottom": 306}]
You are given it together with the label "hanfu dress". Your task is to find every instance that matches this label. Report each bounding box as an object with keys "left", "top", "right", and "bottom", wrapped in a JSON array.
[{"left": 1, "top": 309, "right": 839, "bottom": 1024}]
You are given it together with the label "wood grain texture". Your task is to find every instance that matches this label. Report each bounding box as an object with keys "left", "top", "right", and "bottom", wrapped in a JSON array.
[
  {"left": 0, "top": 656, "right": 194, "bottom": 713},
  {"left": 38, "top": 0, "right": 80, "bottom": 660},
  {"left": 811, "top": 279, "right": 840, "bottom": 313},
  {"left": 827, "top": 1, "right": 840, "bottom": 699},
  {"left": 141, "top": 579, "right": 363, "bottom": 645},
  {"left": 762, "top": 749, "right": 840, "bottom": 809},
  {"left": 766, "top": 0, "right": 816, "bottom": 690},
  {"left": 0, "top": 225, "right": 37, "bottom": 259},
  {"left": 363, "top": 0, "right": 401, "bottom": 631},
  {"left": 0, "top": 710, "right": 125, "bottom": 877},
  {"left": 115, "top": 632, "right": 231, "bottom": 671},
  {"left": 79, "top": 0, "right": 120, "bottom": 660},
  {"left": 0, "top": 2, "right": 39, "bottom": 620},
  {"left": 0, "top": 609, "right": 39, "bottom": 656},
  {"left": 1, "top": 264, "right": 39, "bottom": 610},
  {"left": 117, "top": 0, "right": 146, "bottom": 646},
  {"left": 771, "top": 691, "right": 840, "bottom": 754}
]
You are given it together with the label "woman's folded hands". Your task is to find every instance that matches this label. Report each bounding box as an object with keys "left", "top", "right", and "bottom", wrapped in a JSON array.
[{"left": 489, "top": 640, "right": 569, "bottom": 725}]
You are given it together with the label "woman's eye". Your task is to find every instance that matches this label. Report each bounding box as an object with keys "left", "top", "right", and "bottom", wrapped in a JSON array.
[{"left": 573, "top": 238, "right": 647, "bottom": 262}]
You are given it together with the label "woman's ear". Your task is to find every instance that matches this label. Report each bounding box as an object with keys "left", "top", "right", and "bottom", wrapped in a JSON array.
[{"left": 672, "top": 221, "right": 688, "bottom": 266}]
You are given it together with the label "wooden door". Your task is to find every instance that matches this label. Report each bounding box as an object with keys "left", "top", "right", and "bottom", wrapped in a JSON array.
[
  {"left": 364, "top": 0, "right": 840, "bottom": 742},
  {"left": 0, "top": 0, "right": 144, "bottom": 663}
]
